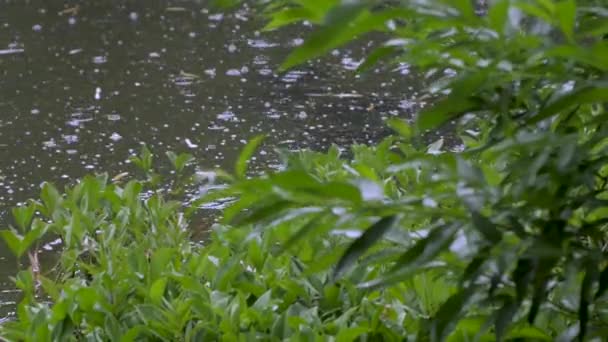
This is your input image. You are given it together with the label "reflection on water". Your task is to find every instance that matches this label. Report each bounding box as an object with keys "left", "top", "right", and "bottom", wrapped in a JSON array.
[{"left": 0, "top": 0, "right": 427, "bottom": 316}]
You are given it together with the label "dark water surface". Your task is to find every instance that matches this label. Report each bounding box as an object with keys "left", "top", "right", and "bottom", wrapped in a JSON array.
[{"left": 0, "top": 0, "right": 426, "bottom": 316}]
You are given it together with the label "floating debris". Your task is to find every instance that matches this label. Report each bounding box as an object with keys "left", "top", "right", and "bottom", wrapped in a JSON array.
[
  {"left": 166, "top": 7, "right": 187, "bottom": 12},
  {"left": 0, "top": 49, "right": 24, "bottom": 55},
  {"left": 185, "top": 138, "right": 198, "bottom": 149}
]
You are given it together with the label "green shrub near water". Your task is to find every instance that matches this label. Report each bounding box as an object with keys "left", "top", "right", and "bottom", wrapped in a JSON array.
[{"left": 2, "top": 0, "right": 608, "bottom": 340}]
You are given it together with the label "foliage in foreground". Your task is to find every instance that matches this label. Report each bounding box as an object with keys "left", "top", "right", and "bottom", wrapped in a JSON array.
[{"left": 2, "top": 0, "right": 608, "bottom": 341}]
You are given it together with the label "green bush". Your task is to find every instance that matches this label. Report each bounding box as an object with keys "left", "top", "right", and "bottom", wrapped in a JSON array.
[{"left": 3, "top": 0, "right": 608, "bottom": 341}]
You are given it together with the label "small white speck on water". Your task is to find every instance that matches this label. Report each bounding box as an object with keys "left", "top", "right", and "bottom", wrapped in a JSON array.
[
  {"left": 109, "top": 132, "right": 122, "bottom": 141},
  {"left": 94, "top": 87, "right": 102, "bottom": 100}
]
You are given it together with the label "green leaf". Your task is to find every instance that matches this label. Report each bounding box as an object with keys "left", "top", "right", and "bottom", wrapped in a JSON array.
[
  {"left": 21, "top": 219, "right": 48, "bottom": 255},
  {"left": 334, "top": 216, "right": 398, "bottom": 277},
  {"left": 12, "top": 203, "right": 36, "bottom": 232},
  {"left": 431, "top": 287, "right": 476, "bottom": 342},
  {"left": 595, "top": 264, "right": 608, "bottom": 299},
  {"left": 166, "top": 151, "right": 194, "bottom": 172},
  {"left": 150, "top": 277, "right": 168, "bottom": 305},
  {"left": 488, "top": 0, "right": 510, "bottom": 34},
  {"left": 460, "top": 247, "right": 490, "bottom": 285},
  {"left": 236, "top": 135, "right": 266, "bottom": 179},
  {"left": 336, "top": 326, "right": 369, "bottom": 342},
  {"left": 252, "top": 290, "right": 273, "bottom": 311},
  {"left": 360, "top": 224, "right": 458, "bottom": 289},
  {"left": 470, "top": 211, "right": 502, "bottom": 244},
  {"left": 120, "top": 326, "right": 147, "bottom": 342},
  {"left": 386, "top": 118, "right": 413, "bottom": 140},
  {"left": 264, "top": 8, "right": 318, "bottom": 30},
  {"left": 356, "top": 45, "right": 401, "bottom": 73},
  {"left": 495, "top": 298, "right": 518, "bottom": 342},
  {"left": 579, "top": 265, "right": 596, "bottom": 341},
  {"left": 280, "top": 4, "right": 367, "bottom": 71},
  {"left": 450, "top": 0, "right": 477, "bottom": 20},
  {"left": 0, "top": 229, "right": 24, "bottom": 257},
  {"left": 150, "top": 248, "right": 174, "bottom": 281},
  {"left": 555, "top": 0, "right": 576, "bottom": 41},
  {"left": 506, "top": 325, "right": 552, "bottom": 340},
  {"left": 281, "top": 212, "right": 330, "bottom": 252},
  {"left": 228, "top": 196, "right": 292, "bottom": 226},
  {"left": 530, "top": 83, "right": 608, "bottom": 125},
  {"left": 416, "top": 72, "right": 488, "bottom": 131},
  {"left": 40, "top": 182, "right": 62, "bottom": 216}
]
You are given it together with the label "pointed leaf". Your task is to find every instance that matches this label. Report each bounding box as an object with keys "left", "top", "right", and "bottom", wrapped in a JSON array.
[
  {"left": 471, "top": 211, "right": 502, "bottom": 243},
  {"left": 430, "top": 287, "right": 476, "bottom": 342},
  {"left": 334, "top": 215, "right": 398, "bottom": 277},
  {"left": 386, "top": 118, "right": 413, "bottom": 140},
  {"left": 356, "top": 45, "right": 401, "bottom": 73},
  {"left": 150, "top": 277, "right": 168, "bottom": 305},
  {"left": 495, "top": 298, "right": 518, "bottom": 342},
  {"left": 281, "top": 212, "right": 330, "bottom": 252},
  {"left": 236, "top": 135, "right": 266, "bottom": 179},
  {"left": 530, "top": 83, "right": 608, "bottom": 125},
  {"left": 0, "top": 229, "right": 24, "bottom": 257},
  {"left": 280, "top": 4, "right": 367, "bottom": 70},
  {"left": 595, "top": 264, "right": 608, "bottom": 299}
]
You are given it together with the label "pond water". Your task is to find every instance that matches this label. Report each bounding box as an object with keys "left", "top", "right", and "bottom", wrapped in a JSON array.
[{"left": 0, "top": 0, "right": 428, "bottom": 316}]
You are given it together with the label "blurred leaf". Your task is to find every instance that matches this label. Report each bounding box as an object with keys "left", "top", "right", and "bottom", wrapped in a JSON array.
[
  {"left": 166, "top": 151, "right": 193, "bottom": 172},
  {"left": 0, "top": 229, "right": 24, "bottom": 257},
  {"left": 281, "top": 4, "right": 367, "bottom": 70},
  {"left": 416, "top": 72, "right": 488, "bottom": 131},
  {"left": 555, "top": 0, "right": 576, "bottom": 41},
  {"left": 40, "top": 182, "right": 62, "bottom": 216},
  {"left": 431, "top": 287, "right": 476, "bottom": 342},
  {"left": 595, "top": 264, "right": 608, "bottom": 299},
  {"left": 12, "top": 203, "right": 36, "bottom": 232},
  {"left": 336, "top": 326, "right": 369, "bottom": 342},
  {"left": 150, "top": 277, "right": 168, "bottom": 305},
  {"left": 236, "top": 135, "right": 266, "bottom": 179},
  {"left": 488, "top": 0, "right": 510, "bottom": 34},
  {"left": 530, "top": 83, "right": 608, "bottom": 124},
  {"left": 506, "top": 325, "right": 552, "bottom": 340},
  {"left": 579, "top": 265, "right": 596, "bottom": 341},
  {"left": 357, "top": 45, "right": 401, "bottom": 73},
  {"left": 386, "top": 118, "right": 413, "bottom": 140},
  {"left": 495, "top": 298, "right": 518, "bottom": 342},
  {"left": 264, "top": 8, "right": 318, "bottom": 30},
  {"left": 334, "top": 216, "right": 397, "bottom": 278},
  {"left": 470, "top": 211, "right": 502, "bottom": 244},
  {"left": 281, "top": 212, "right": 330, "bottom": 252},
  {"left": 360, "top": 224, "right": 458, "bottom": 289}
]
